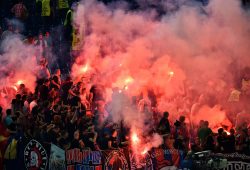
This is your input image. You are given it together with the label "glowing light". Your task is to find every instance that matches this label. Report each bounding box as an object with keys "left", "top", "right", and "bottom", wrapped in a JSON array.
[
  {"left": 119, "top": 90, "right": 122, "bottom": 93},
  {"left": 213, "top": 127, "right": 231, "bottom": 135},
  {"left": 124, "top": 76, "right": 134, "bottom": 84},
  {"left": 131, "top": 132, "right": 140, "bottom": 145},
  {"left": 16, "top": 80, "right": 23, "bottom": 85},
  {"left": 80, "top": 64, "right": 89, "bottom": 73},
  {"left": 141, "top": 148, "right": 148, "bottom": 155},
  {"left": 11, "top": 86, "right": 18, "bottom": 91},
  {"left": 124, "top": 85, "right": 128, "bottom": 90},
  {"left": 225, "top": 130, "right": 230, "bottom": 135},
  {"left": 168, "top": 71, "right": 174, "bottom": 77}
]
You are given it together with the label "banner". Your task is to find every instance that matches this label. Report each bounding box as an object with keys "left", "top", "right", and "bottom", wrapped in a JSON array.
[
  {"left": 102, "top": 150, "right": 130, "bottom": 170},
  {"left": 211, "top": 153, "right": 250, "bottom": 170},
  {"left": 129, "top": 151, "right": 153, "bottom": 170},
  {"left": 49, "top": 144, "right": 66, "bottom": 170},
  {"left": 66, "top": 149, "right": 132, "bottom": 170},
  {"left": 20, "top": 142, "right": 250, "bottom": 170},
  {"left": 22, "top": 139, "right": 64, "bottom": 170},
  {"left": 66, "top": 149, "right": 103, "bottom": 170},
  {"left": 24, "top": 139, "right": 49, "bottom": 170},
  {"left": 151, "top": 148, "right": 185, "bottom": 169}
]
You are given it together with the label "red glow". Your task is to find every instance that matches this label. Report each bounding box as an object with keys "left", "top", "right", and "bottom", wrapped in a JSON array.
[
  {"left": 16, "top": 80, "right": 23, "bottom": 85},
  {"left": 225, "top": 130, "right": 230, "bottom": 135},
  {"left": 11, "top": 85, "right": 18, "bottom": 91},
  {"left": 131, "top": 132, "right": 140, "bottom": 145},
  {"left": 80, "top": 63, "right": 89, "bottom": 73},
  {"left": 168, "top": 71, "right": 174, "bottom": 77},
  {"left": 141, "top": 148, "right": 149, "bottom": 155},
  {"left": 124, "top": 76, "right": 134, "bottom": 84}
]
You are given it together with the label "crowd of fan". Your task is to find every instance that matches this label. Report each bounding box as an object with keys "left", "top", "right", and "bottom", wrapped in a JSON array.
[
  {"left": 0, "top": 60, "right": 250, "bottom": 155},
  {"left": 0, "top": 0, "right": 250, "bottom": 169}
]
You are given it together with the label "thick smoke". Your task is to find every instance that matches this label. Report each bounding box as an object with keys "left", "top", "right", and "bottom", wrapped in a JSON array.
[
  {"left": 0, "top": 35, "right": 38, "bottom": 108},
  {"left": 71, "top": 0, "right": 250, "bottom": 151}
]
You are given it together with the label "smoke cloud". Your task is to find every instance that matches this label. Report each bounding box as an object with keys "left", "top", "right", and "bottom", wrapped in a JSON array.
[
  {"left": 0, "top": 34, "right": 38, "bottom": 108},
  {"left": 70, "top": 0, "right": 250, "bottom": 152},
  {"left": 73, "top": 0, "right": 250, "bottom": 114}
]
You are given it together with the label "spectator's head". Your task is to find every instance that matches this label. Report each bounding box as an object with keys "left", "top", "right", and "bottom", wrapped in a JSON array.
[
  {"left": 22, "top": 95, "right": 28, "bottom": 101},
  {"left": 44, "top": 79, "right": 50, "bottom": 86},
  {"left": 76, "top": 82, "right": 82, "bottom": 88},
  {"left": 204, "top": 121, "right": 209, "bottom": 128},
  {"left": 194, "top": 137, "right": 200, "bottom": 145},
  {"left": 71, "top": 2, "right": 79, "bottom": 11},
  {"left": 53, "top": 115, "right": 61, "bottom": 125},
  {"left": 15, "top": 111, "right": 21, "bottom": 118},
  {"left": 191, "top": 144, "right": 198, "bottom": 152},
  {"left": 179, "top": 116, "right": 185, "bottom": 123},
  {"left": 11, "top": 99, "right": 16, "bottom": 105},
  {"left": 222, "top": 131, "right": 227, "bottom": 137},
  {"left": 40, "top": 57, "right": 48, "bottom": 67},
  {"left": 218, "top": 128, "right": 224, "bottom": 135},
  {"left": 16, "top": 94, "right": 22, "bottom": 100},
  {"left": 52, "top": 75, "right": 59, "bottom": 82},
  {"left": 27, "top": 33, "right": 35, "bottom": 43},
  {"left": 74, "top": 130, "right": 80, "bottom": 140},
  {"left": 31, "top": 106, "right": 39, "bottom": 116},
  {"left": 79, "top": 139, "right": 85, "bottom": 149},
  {"left": 19, "top": 83, "right": 25, "bottom": 89},
  {"left": 174, "top": 120, "right": 181, "bottom": 127},
  {"left": 163, "top": 135, "right": 174, "bottom": 149},
  {"left": 32, "top": 95, "right": 38, "bottom": 101},
  {"left": 199, "top": 120, "right": 205, "bottom": 128},
  {"left": 38, "top": 32, "right": 43, "bottom": 40},
  {"left": 6, "top": 109, "right": 12, "bottom": 116},
  {"left": 55, "top": 69, "right": 61, "bottom": 76},
  {"left": 230, "top": 128, "right": 235, "bottom": 135},
  {"left": 61, "top": 130, "right": 69, "bottom": 139},
  {"left": 45, "top": 31, "right": 50, "bottom": 38},
  {"left": 163, "top": 111, "right": 169, "bottom": 118}
]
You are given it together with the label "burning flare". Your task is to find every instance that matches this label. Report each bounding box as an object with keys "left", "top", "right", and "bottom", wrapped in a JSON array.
[
  {"left": 131, "top": 132, "right": 140, "bottom": 145},
  {"left": 80, "top": 63, "right": 89, "bottom": 73},
  {"left": 16, "top": 80, "right": 24, "bottom": 85}
]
